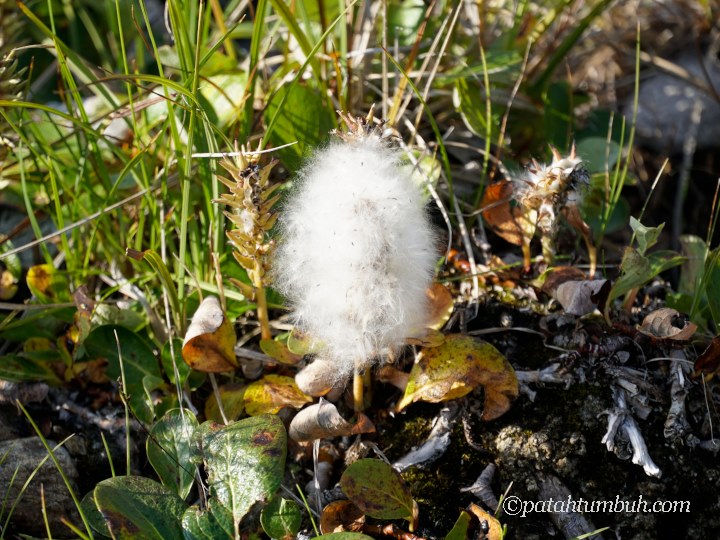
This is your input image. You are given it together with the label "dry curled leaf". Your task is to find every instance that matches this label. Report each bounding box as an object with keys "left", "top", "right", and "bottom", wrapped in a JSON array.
[
  {"left": 288, "top": 398, "right": 375, "bottom": 442},
  {"left": 244, "top": 374, "right": 312, "bottom": 416},
  {"left": 638, "top": 307, "right": 697, "bottom": 341},
  {"left": 554, "top": 279, "right": 609, "bottom": 316},
  {"left": 182, "top": 296, "right": 238, "bottom": 372},
  {"left": 397, "top": 334, "right": 518, "bottom": 420},
  {"left": 320, "top": 500, "right": 366, "bottom": 534},
  {"left": 694, "top": 336, "right": 720, "bottom": 377},
  {"left": 295, "top": 357, "right": 340, "bottom": 396},
  {"left": 480, "top": 180, "right": 535, "bottom": 246},
  {"left": 426, "top": 283, "right": 454, "bottom": 330}
]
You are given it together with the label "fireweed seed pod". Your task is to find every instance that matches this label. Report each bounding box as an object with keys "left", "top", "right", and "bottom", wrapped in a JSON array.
[{"left": 274, "top": 113, "right": 437, "bottom": 383}]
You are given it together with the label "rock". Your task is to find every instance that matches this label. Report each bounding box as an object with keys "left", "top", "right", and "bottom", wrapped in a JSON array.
[
  {"left": 0, "top": 437, "right": 81, "bottom": 538},
  {"left": 629, "top": 50, "right": 720, "bottom": 153}
]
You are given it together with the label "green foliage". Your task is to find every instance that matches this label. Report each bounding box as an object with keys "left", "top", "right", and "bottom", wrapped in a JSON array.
[
  {"left": 340, "top": 459, "right": 416, "bottom": 522},
  {"left": 2, "top": 1, "right": 715, "bottom": 538},
  {"left": 90, "top": 414, "right": 287, "bottom": 539},
  {"left": 260, "top": 496, "right": 302, "bottom": 539}
]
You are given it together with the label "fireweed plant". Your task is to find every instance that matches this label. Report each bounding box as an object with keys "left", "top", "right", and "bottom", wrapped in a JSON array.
[{"left": 274, "top": 110, "right": 437, "bottom": 410}]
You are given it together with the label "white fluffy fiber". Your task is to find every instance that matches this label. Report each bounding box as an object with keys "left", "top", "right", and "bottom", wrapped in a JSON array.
[{"left": 274, "top": 134, "right": 436, "bottom": 380}]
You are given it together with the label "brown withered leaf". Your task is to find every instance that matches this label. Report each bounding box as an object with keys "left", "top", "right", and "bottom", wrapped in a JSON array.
[
  {"left": 541, "top": 266, "right": 586, "bottom": 295},
  {"left": 182, "top": 296, "right": 238, "bottom": 372},
  {"left": 397, "top": 334, "right": 518, "bottom": 420},
  {"left": 480, "top": 180, "right": 536, "bottom": 247},
  {"left": 638, "top": 307, "right": 697, "bottom": 341},
  {"left": 694, "top": 336, "right": 720, "bottom": 377},
  {"left": 244, "top": 374, "right": 312, "bottom": 416},
  {"left": 295, "top": 357, "right": 339, "bottom": 396},
  {"left": 376, "top": 365, "right": 410, "bottom": 391},
  {"left": 554, "top": 279, "right": 609, "bottom": 316},
  {"left": 320, "top": 500, "right": 365, "bottom": 534},
  {"left": 288, "top": 398, "right": 375, "bottom": 442},
  {"left": 426, "top": 283, "right": 454, "bottom": 330}
]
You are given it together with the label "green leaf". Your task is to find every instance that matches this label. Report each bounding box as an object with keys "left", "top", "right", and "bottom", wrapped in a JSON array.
[
  {"left": 706, "top": 248, "right": 720, "bottom": 331},
  {"left": 453, "top": 77, "right": 500, "bottom": 139},
  {"left": 576, "top": 137, "right": 621, "bottom": 174},
  {"left": 162, "top": 338, "right": 193, "bottom": 386},
  {"left": 85, "top": 325, "right": 163, "bottom": 423},
  {"left": 0, "top": 353, "right": 61, "bottom": 383},
  {"left": 544, "top": 82, "right": 573, "bottom": 149},
  {"left": 630, "top": 217, "right": 664, "bottom": 255},
  {"left": 264, "top": 84, "right": 334, "bottom": 170},
  {"left": 678, "top": 235, "right": 708, "bottom": 296},
  {"left": 607, "top": 248, "right": 686, "bottom": 309},
  {"left": 198, "top": 415, "right": 287, "bottom": 527},
  {"left": 94, "top": 476, "right": 187, "bottom": 539},
  {"left": 339, "top": 459, "right": 415, "bottom": 522},
  {"left": 148, "top": 409, "right": 199, "bottom": 499},
  {"left": 260, "top": 496, "right": 302, "bottom": 539},
  {"left": 444, "top": 510, "right": 472, "bottom": 540},
  {"left": 182, "top": 499, "right": 235, "bottom": 540},
  {"left": 80, "top": 491, "right": 112, "bottom": 538},
  {"left": 387, "top": 0, "right": 427, "bottom": 44}
]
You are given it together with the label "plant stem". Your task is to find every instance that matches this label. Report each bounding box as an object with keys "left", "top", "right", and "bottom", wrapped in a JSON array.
[
  {"left": 253, "top": 267, "right": 272, "bottom": 341},
  {"left": 353, "top": 359, "right": 364, "bottom": 412}
]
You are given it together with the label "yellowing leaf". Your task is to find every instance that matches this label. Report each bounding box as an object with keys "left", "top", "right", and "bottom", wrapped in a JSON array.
[
  {"left": 467, "top": 503, "right": 503, "bottom": 540},
  {"left": 182, "top": 296, "right": 237, "bottom": 373},
  {"left": 259, "top": 338, "right": 302, "bottom": 365},
  {"left": 244, "top": 374, "right": 312, "bottom": 416},
  {"left": 204, "top": 383, "right": 246, "bottom": 423},
  {"left": 26, "top": 264, "right": 70, "bottom": 302},
  {"left": 397, "top": 334, "right": 518, "bottom": 420}
]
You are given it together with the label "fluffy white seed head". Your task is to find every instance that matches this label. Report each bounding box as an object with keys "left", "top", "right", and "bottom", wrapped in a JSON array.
[
  {"left": 274, "top": 133, "right": 437, "bottom": 381},
  {"left": 513, "top": 146, "right": 588, "bottom": 211}
]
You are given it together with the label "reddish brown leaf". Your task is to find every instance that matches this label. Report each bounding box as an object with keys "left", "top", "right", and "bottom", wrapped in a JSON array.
[
  {"left": 694, "top": 336, "right": 720, "bottom": 376},
  {"left": 182, "top": 296, "right": 238, "bottom": 372}
]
